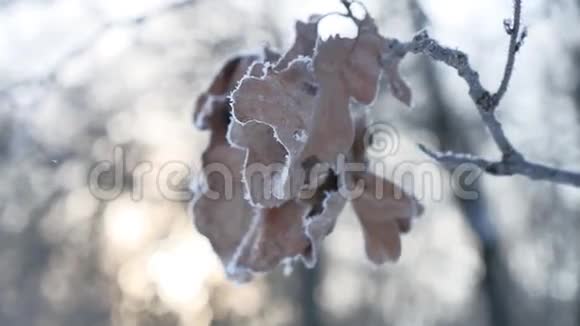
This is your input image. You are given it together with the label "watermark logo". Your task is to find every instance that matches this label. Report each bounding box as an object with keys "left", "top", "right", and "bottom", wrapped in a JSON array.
[
  {"left": 87, "top": 123, "right": 483, "bottom": 202},
  {"left": 364, "top": 122, "right": 400, "bottom": 159},
  {"left": 88, "top": 146, "right": 195, "bottom": 201}
]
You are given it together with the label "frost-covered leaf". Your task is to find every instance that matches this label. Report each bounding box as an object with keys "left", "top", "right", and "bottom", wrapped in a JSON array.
[
  {"left": 231, "top": 59, "right": 320, "bottom": 203},
  {"left": 192, "top": 96, "right": 255, "bottom": 278},
  {"left": 230, "top": 171, "right": 344, "bottom": 274},
  {"left": 313, "top": 15, "right": 383, "bottom": 105},
  {"left": 345, "top": 115, "right": 422, "bottom": 263},
  {"left": 192, "top": 7, "right": 423, "bottom": 282},
  {"left": 382, "top": 52, "right": 413, "bottom": 107},
  {"left": 351, "top": 172, "right": 422, "bottom": 264},
  {"left": 232, "top": 200, "right": 311, "bottom": 273},
  {"left": 230, "top": 21, "right": 386, "bottom": 203},
  {"left": 194, "top": 56, "right": 256, "bottom": 130},
  {"left": 192, "top": 52, "right": 278, "bottom": 281},
  {"left": 194, "top": 47, "right": 281, "bottom": 130},
  {"left": 228, "top": 119, "right": 288, "bottom": 207},
  {"left": 192, "top": 140, "right": 255, "bottom": 275},
  {"left": 302, "top": 173, "right": 346, "bottom": 267},
  {"left": 275, "top": 18, "right": 319, "bottom": 70}
]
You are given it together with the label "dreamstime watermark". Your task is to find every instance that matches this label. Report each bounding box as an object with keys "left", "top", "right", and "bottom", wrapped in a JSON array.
[
  {"left": 87, "top": 146, "right": 195, "bottom": 201},
  {"left": 87, "top": 123, "right": 484, "bottom": 202}
]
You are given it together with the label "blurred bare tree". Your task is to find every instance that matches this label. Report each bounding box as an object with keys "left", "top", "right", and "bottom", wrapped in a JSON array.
[{"left": 1, "top": 1, "right": 580, "bottom": 326}]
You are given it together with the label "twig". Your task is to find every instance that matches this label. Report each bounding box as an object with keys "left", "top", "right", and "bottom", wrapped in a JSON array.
[
  {"left": 382, "top": 0, "right": 580, "bottom": 188},
  {"left": 419, "top": 145, "right": 580, "bottom": 188},
  {"left": 0, "top": 0, "right": 196, "bottom": 98},
  {"left": 384, "top": 30, "right": 521, "bottom": 157},
  {"left": 494, "top": 0, "right": 523, "bottom": 105}
]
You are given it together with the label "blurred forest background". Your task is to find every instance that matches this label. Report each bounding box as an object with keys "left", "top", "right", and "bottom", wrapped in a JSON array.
[{"left": 2, "top": 0, "right": 580, "bottom": 325}]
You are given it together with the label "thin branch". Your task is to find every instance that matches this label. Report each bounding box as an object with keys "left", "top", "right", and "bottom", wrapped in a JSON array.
[
  {"left": 494, "top": 0, "right": 523, "bottom": 104},
  {"left": 382, "top": 0, "right": 580, "bottom": 188},
  {"left": 419, "top": 145, "right": 580, "bottom": 187},
  {"left": 384, "top": 30, "right": 521, "bottom": 157},
  {"left": 0, "top": 0, "right": 196, "bottom": 98}
]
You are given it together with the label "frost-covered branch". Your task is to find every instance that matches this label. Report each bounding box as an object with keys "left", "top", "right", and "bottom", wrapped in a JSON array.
[
  {"left": 383, "top": 0, "right": 580, "bottom": 188},
  {"left": 419, "top": 145, "right": 580, "bottom": 187},
  {"left": 495, "top": 0, "right": 525, "bottom": 104}
]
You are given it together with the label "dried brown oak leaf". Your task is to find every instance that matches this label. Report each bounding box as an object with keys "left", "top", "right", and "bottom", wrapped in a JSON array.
[
  {"left": 192, "top": 50, "right": 290, "bottom": 281},
  {"left": 192, "top": 4, "right": 422, "bottom": 282},
  {"left": 230, "top": 59, "right": 319, "bottom": 205},
  {"left": 275, "top": 17, "right": 319, "bottom": 70},
  {"left": 345, "top": 114, "right": 423, "bottom": 263},
  {"left": 226, "top": 19, "right": 321, "bottom": 209},
  {"left": 232, "top": 199, "right": 311, "bottom": 274},
  {"left": 302, "top": 174, "right": 347, "bottom": 267},
  {"left": 229, "top": 172, "right": 345, "bottom": 278},
  {"left": 383, "top": 56, "right": 413, "bottom": 107},
  {"left": 230, "top": 14, "right": 386, "bottom": 207},
  {"left": 194, "top": 55, "right": 256, "bottom": 130},
  {"left": 350, "top": 172, "right": 422, "bottom": 263},
  {"left": 192, "top": 54, "right": 259, "bottom": 280},
  {"left": 227, "top": 61, "right": 290, "bottom": 208},
  {"left": 193, "top": 51, "right": 348, "bottom": 282}
]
